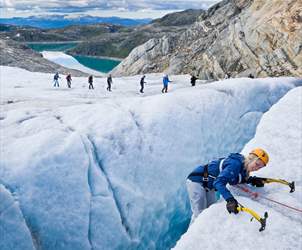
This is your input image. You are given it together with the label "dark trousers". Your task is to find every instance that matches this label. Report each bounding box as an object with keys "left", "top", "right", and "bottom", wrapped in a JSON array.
[
  {"left": 162, "top": 85, "right": 168, "bottom": 93},
  {"left": 140, "top": 83, "right": 144, "bottom": 93},
  {"left": 89, "top": 83, "right": 94, "bottom": 89},
  {"left": 107, "top": 83, "right": 111, "bottom": 91},
  {"left": 67, "top": 80, "right": 71, "bottom": 88}
]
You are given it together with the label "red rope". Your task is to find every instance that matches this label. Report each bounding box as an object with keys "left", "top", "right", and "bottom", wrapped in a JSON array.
[{"left": 235, "top": 185, "right": 302, "bottom": 213}]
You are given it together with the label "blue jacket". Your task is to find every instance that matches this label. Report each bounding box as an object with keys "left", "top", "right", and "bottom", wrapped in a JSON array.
[
  {"left": 163, "top": 76, "right": 171, "bottom": 86},
  {"left": 187, "top": 153, "right": 249, "bottom": 201}
]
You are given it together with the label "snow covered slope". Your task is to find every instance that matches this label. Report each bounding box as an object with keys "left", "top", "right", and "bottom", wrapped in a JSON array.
[
  {"left": 42, "top": 51, "right": 104, "bottom": 76},
  {"left": 0, "top": 66, "right": 301, "bottom": 250},
  {"left": 174, "top": 87, "right": 302, "bottom": 250}
]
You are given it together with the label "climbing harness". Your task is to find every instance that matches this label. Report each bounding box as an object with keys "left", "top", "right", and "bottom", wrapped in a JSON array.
[
  {"left": 236, "top": 203, "right": 268, "bottom": 232},
  {"left": 202, "top": 159, "right": 225, "bottom": 188},
  {"left": 187, "top": 162, "right": 221, "bottom": 190}
]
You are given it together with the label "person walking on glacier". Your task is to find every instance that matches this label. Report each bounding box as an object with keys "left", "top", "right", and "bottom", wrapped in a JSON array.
[
  {"left": 88, "top": 75, "right": 94, "bottom": 89},
  {"left": 107, "top": 74, "right": 113, "bottom": 91},
  {"left": 186, "top": 148, "right": 269, "bottom": 224},
  {"left": 66, "top": 74, "right": 72, "bottom": 88},
  {"left": 162, "top": 74, "right": 172, "bottom": 93},
  {"left": 140, "top": 75, "right": 146, "bottom": 93},
  {"left": 53, "top": 72, "right": 60, "bottom": 87},
  {"left": 190, "top": 74, "right": 198, "bottom": 86}
]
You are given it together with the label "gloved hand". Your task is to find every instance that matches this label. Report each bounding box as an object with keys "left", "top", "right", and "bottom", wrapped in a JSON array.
[
  {"left": 247, "top": 176, "right": 265, "bottom": 187},
  {"left": 226, "top": 198, "right": 239, "bottom": 214}
]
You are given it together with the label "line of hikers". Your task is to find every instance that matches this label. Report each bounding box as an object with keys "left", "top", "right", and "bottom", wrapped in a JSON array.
[
  {"left": 53, "top": 72, "right": 113, "bottom": 91},
  {"left": 54, "top": 71, "right": 256, "bottom": 93},
  {"left": 53, "top": 72, "right": 202, "bottom": 93},
  {"left": 88, "top": 74, "right": 113, "bottom": 90}
]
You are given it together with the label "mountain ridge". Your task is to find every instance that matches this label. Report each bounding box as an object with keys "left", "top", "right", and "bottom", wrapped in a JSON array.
[
  {"left": 0, "top": 15, "right": 151, "bottom": 29},
  {"left": 111, "top": 0, "right": 302, "bottom": 79}
]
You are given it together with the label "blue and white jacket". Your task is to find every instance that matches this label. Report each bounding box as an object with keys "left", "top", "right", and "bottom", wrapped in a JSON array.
[{"left": 187, "top": 153, "right": 249, "bottom": 201}]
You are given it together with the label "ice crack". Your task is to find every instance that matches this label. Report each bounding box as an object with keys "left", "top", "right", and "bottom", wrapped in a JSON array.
[{"left": 86, "top": 135, "right": 133, "bottom": 240}]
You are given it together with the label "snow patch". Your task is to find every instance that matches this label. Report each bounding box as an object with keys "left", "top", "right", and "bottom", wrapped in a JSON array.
[{"left": 42, "top": 51, "right": 103, "bottom": 76}]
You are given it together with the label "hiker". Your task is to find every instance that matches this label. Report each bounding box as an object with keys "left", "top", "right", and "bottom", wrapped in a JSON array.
[
  {"left": 162, "top": 74, "right": 172, "bottom": 93},
  {"left": 53, "top": 72, "right": 60, "bottom": 87},
  {"left": 66, "top": 74, "right": 72, "bottom": 88},
  {"left": 88, "top": 75, "right": 94, "bottom": 89},
  {"left": 190, "top": 75, "right": 198, "bottom": 86},
  {"left": 224, "top": 73, "right": 231, "bottom": 79},
  {"left": 107, "top": 74, "right": 112, "bottom": 91},
  {"left": 186, "top": 148, "right": 269, "bottom": 224},
  {"left": 140, "top": 75, "right": 146, "bottom": 93}
]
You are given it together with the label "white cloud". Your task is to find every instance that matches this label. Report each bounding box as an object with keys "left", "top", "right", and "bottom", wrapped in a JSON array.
[{"left": 1, "top": 0, "right": 220, "bottom": 15}]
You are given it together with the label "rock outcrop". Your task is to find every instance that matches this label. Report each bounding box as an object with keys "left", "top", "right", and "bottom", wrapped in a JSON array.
[
  {"left": 0, "top": 37, "right": 88, "bottom": 76},
  {"left": 111, "top": 0, "right": 302, "bottom": 79}
]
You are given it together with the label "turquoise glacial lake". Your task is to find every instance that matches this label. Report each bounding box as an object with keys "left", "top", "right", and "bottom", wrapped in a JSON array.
[{"left": 28, "top": 42, "right": 121, "bottom": 73}]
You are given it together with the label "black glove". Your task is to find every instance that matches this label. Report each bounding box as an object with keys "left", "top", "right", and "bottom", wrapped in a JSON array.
[
  {"left": 226, "top": 198, "right": 239, "bottom": 214},
  {"left": 247, "top": 176, "right": 265, "bottom": 187}
]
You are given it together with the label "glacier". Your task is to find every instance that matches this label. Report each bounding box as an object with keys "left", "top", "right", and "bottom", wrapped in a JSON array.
[{"left": 0, "top": 66, "right": 301, "bottom": 249}]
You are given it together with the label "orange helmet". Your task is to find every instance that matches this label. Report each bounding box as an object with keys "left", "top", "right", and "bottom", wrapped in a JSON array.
[{"left": 250, "top": 148, "right": 269, "bottom": 166}]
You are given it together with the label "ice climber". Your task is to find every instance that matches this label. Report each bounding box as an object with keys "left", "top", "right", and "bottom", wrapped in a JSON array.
[{"left": 186, "top": 148, "right": 269, "bottom": 224}]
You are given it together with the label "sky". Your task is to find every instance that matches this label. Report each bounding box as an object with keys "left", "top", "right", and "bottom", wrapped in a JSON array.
[{"left": 0, "top": 0, "right": 220, "bottom": 18}]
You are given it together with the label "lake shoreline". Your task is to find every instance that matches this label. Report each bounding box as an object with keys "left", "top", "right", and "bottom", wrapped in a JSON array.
[
  {"left": 68, "top": 52, "right": 123, "bottom": 62},
  {"left": 25, "top": 41, "right": 82, "bottom": 44},
  {"left": 28, "top": 42, "right": 122, "bottom": 74},
  {"left": 26, "top": 41, "right": 125, "bottom": 61}
]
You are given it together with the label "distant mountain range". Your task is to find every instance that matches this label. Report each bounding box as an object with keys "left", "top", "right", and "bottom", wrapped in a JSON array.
[{"left": 0, "top": 15, "right": 152, "bottom": 29}]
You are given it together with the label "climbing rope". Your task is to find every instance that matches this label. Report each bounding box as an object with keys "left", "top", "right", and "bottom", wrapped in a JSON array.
[{"left": 235, "top": 185, "right": 302, "bottom": 213}]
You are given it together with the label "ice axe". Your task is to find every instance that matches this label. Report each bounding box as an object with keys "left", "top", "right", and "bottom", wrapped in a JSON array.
[
  {"left": 260, "top": 178, "right": 295, "bottom": 193},
  {"left": 237, "top": 204, "right": 268, "bottom": 232}
]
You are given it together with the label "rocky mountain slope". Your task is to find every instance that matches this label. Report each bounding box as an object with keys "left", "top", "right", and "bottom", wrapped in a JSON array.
[
  {"left": 111, "top": 0, "right": 302, "bottom": 79},
  {"left": 0, "top": 37, "right": 87, "bottom": 76}
]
